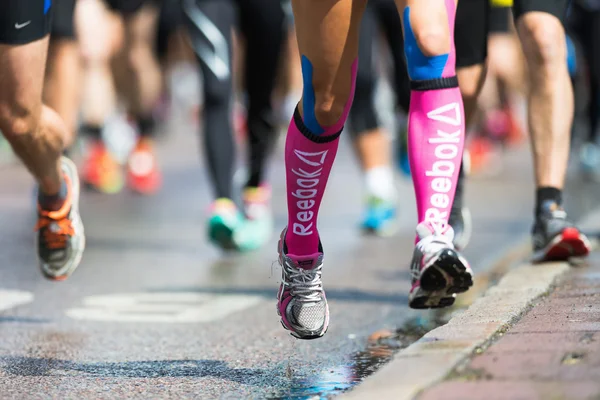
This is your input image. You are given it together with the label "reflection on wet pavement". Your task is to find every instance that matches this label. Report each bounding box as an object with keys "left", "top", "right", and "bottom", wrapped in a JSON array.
[{"left": 268, "top": 314, "right": 448, "bottom": 399}]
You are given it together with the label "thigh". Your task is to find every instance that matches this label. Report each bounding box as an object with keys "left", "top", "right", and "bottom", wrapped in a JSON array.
[
  {"left": 183, "top": 0, "right": 235, "bottom": 84},
  {"left": 0, "top": 0, "right": 52, "bottom": 45},
  {"left": 513, "top": 0, "right": 568, "bottom": 23},
  {"left": 455, "top": 0, "right": 489, "bottom": 68},
  {"left": 0, "top": 37, "right": 49, "bottom": 130}
]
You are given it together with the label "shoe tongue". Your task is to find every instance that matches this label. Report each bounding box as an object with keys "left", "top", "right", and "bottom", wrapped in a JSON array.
[
  {"left": 416, "top": 221, "right": 454, "bottom": 240},
  {"left": 286, "top": 252, "right": 322, "bottom": 270}
]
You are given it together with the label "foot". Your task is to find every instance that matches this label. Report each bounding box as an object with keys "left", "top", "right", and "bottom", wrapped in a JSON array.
[
  {"left": 531, "top": 201, "right": 591, "bottom": 262},
  {"left": 448, "top": 204, "right": 472, "bottom": 251},
  {"left": 233, "top": 186, "right": 274, "bottom": 251},
  {"left": 36, "top": 157, "right": 86, "bottom": 280},
  {"left": 277, "top": 228, "right": 329, "bottom": 340},
  {"left": 361, "top": 196, "right": 399, "bottom": 237},
  {"left": 207, "top": 198, "right": 245, "bottom": 251},
  {"left": 81, "top": 141, "right": 124, "bottom": 194},
  {"left": 127, "top": 138, "right": 162, "bottom": 195},
  {"left": 409, "top": 222, "right": 473, "bottom": 309}
]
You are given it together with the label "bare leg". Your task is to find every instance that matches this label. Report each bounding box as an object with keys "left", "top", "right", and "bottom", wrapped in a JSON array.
[
  {"left": 517, "top": 12, "right": 572, "bottom": 189},
  {"left": 276, "top": 0, "right": 366, "bottom": 340},
  {"left": 44, "top": 37, "right": 81, "bottom": 149},
  {"left": 76, "top": 0, "right": 121, "bottom": 127},
  {"left": 120, "top": 5, "right": 162, "bottom": 122},
  {"left": 0, "top": 37, "right": 65, "bottom": 195}
]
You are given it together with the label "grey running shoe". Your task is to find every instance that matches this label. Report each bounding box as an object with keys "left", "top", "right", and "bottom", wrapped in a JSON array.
[
  {"left": 276, "top": 228, "right": 328, "bottom": 340},
  {"left": 531, "top": 201, "right": 590, "bottom": 262},
  {"left": 36, "top": 156, "right": 85, "bottom": 280}
]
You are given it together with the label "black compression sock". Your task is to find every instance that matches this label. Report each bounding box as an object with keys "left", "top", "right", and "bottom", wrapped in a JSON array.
[
  {"left": 81, "top": 124, "right": 102, "bottom": 140},
  {"left": 535, "top": 187, "right": 562, "bottom": 216},
  {"left": 137, "top": 116, "right": 156, "bottom": 138},
  {"left": 38, "top": 178, "right": 68, "bottom": 212}
]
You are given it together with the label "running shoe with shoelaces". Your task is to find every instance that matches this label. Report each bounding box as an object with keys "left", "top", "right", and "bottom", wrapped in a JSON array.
[
  {"left": 82, "top": 141, "right": 124, "bottom": 194},
  {"left": 276, "top": 228, "right": 328, "bottom": 340},
  {"left": 409, "top": 222, "right": 473, "bottom": 309},
  {"left": 36, "top": 157, "right": 86, "bottom": 280},
  {"left": 531, "top": 201, "right": 591, "bottom": 262}
]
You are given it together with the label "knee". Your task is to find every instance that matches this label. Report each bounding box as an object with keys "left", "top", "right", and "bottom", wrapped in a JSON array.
[
  {"left": 311, "top": 87, "right": 352, "bottom": 128},
  {"left": 518, "top": 14, "right": 566, "bottom": 71},
  {"left": 458, "top": 64, "right": 486, "bottom": 105},
  {"left": 412, "top": 27, "right": 451, "bottom": 58},
  {"left": 203, "top": 80, "right": 230, "bottom": 109},
  {"left": 0, "top": 104, "right": 40, "bottom": 140}
]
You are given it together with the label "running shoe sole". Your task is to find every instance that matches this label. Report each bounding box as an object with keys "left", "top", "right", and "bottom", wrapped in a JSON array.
[
  {"left": 38, "top": 157, "right": 86, "bottom": 281},
  {"left": 409, "top": 248, "right": 473, "bottom": 309},
  {"left": 532, "top": 227, "right": 591, "bottom": 263}
]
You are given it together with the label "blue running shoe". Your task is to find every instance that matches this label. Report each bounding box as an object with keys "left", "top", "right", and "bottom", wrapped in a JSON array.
[{"left": 361, "top": 196, "right": 399, "bottom": 237}]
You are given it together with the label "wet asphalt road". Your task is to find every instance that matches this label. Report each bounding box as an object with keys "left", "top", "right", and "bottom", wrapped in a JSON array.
[{"left": 0, "top": 126, "right": 598, "bottom": 399}]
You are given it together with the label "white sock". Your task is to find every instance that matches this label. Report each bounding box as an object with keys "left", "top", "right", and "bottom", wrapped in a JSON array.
[{"left": 365, "top": 166, "right": 396, "bottom": 201}]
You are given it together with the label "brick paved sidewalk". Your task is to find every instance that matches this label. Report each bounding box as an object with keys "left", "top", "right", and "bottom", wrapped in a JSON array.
[{"left": 419, "top": 255, "right": 600, "bottom": 400}]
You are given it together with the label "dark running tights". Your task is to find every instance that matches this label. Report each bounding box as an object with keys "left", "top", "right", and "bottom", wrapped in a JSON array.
[{"left": 183, "top": 0, "right": 285, "bottom": 199}]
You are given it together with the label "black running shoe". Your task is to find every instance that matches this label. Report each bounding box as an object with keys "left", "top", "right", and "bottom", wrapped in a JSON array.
[
  {"left": 36, "top": 157, "right": 85, "bottom": 280},
  {"left": 531, "top": 201, "right": 590, "bottom": 263}
]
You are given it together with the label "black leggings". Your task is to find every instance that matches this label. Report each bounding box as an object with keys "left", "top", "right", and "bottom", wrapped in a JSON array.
[
  {"left": 568, "top": 2, "right": 600, "bottom": 143},
  {"left": 182, "top": 0, "right": 285, "bottom": 199},
  {"left": 349, "top": 0, "right": 409, "bottom": 137}
]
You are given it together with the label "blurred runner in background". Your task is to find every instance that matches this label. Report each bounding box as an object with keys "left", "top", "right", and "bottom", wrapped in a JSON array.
[
  {"left": 182, "top": 0, "right": 286, "bottom": 252},
  {"left": 77, "top": 0, "right": 163, "bottom": 195},
  {"left": 567, "top": 0, "right": 600, "bottom": 180}
]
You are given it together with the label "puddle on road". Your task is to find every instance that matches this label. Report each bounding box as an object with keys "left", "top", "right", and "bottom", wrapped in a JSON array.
[{"left": 268, "top": 313, "right": 449, "bottom": 400}]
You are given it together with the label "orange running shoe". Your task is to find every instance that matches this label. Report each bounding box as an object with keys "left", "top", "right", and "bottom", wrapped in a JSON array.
[
  {"left": 81, "top": 141, "right": 124, "bottom": 194},
  {"left": 126, "top": 138, "right": 162, "bottom": 195},
  {"left": 36, "top": 157, "right": 86, "bottom": 280}
]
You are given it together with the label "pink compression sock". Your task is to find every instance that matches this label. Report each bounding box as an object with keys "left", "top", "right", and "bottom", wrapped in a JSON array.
[
  {"left": 405, "top": 0, "right": 465, "bottom": 233},
  {"left": 284, "top": 58, "right": 358, "bottom": 255}
]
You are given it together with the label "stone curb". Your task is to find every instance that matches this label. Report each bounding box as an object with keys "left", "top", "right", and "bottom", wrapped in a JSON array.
[{"left": 342, "top": 208, "right": 600, "bottom": 400}]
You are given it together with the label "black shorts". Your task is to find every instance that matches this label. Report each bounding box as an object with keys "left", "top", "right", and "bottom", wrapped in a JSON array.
[
  {"left": 489, "top": 6, "right": 511, "bottom": 33},
  {"left": 105, "top": 0, "right": 157, "bottom": 16},
  {"left": 455, "top": 0, "right": 489, "bottom": 68},
  {"left": 513, "top": 0, "right": 568, "bottom": 22},
  {"left": 0, "top": 0, "right": 52, "bottom": 45},
  {"left": 156, "top": 0, "right": 184, "bottom": 58},
  {"left": 51, "top": 0, "right": 76, "bottom": 39}
]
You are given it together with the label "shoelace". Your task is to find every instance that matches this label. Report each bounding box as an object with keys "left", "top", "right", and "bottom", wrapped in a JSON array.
[
  {"left": 282, "top": 259, "right": 324, "bottom": 303},
  {"left": 35, "top": 216, "right": 74, "bottom": 250}
]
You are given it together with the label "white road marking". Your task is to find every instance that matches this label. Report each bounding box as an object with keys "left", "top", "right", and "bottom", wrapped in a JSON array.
[
  {"left": 0, "top": 290, "right": 34, "bottom": 312},
  {"left": 66, "top": 292, "right": 264, "bottom": 323}
]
